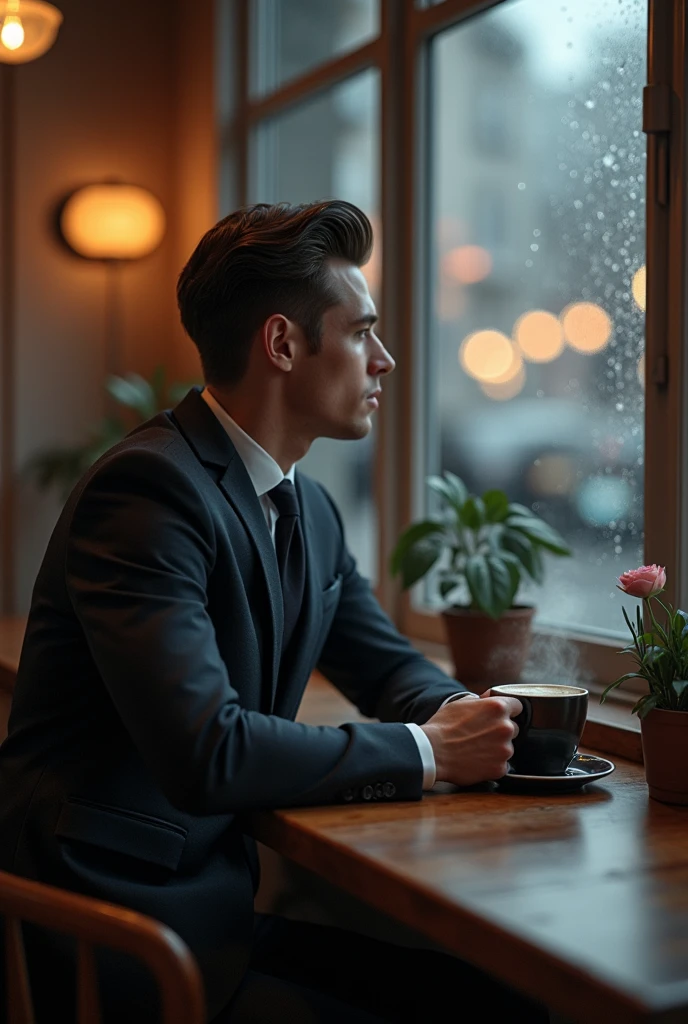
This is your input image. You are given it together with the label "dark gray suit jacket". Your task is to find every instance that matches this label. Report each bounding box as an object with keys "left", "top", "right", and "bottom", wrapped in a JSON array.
[{"left": 0, "top": 387, "right": 462, "bottom": 1019}]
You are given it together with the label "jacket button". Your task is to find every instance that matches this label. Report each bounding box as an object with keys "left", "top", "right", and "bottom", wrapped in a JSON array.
[
  {"left": 342, "top": 788, "right": 355, "bottom": 802},
  {"left": 374, "top": 783, "right": 384, "bottom": 799},
  {"left": 362, "top": 785, "right": 373, "bottom": 800},
  {"left": 383, "top": 782, "right": 396, "bottom": 797}
]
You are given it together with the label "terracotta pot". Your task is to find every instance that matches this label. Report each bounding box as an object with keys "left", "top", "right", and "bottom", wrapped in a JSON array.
[
  {"left": 640, "top": 708, "right": 688, "bottom": 805},
  {"left": 441, "top": 604, "right": 535, "bottom": 694}
]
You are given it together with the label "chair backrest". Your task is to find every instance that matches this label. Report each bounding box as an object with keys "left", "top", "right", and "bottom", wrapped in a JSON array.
[{"left": 0, "top": 869, "right": 205, "bottom": 1024}]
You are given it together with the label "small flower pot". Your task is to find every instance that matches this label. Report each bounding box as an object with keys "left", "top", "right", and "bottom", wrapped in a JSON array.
[
  {"left": 441, "top": 604, "right": 535, "bottom": 694},
  {"left": 640, "top": 708, "right": 688, "bottom": 805}
]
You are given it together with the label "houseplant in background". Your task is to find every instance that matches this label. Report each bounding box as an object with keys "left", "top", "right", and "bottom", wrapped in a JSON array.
[
  {"left": 390, "top": 470, "right": 572, "bottom": 691},
  {"left": 601, "top": 564, "right": 688, "bottom": 805},
  {"left": 28, "top": 366, "right": 199, "bottom": 501}
]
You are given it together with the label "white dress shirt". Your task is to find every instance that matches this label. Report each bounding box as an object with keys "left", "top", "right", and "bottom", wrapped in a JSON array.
[{"left": 200, "top": 387, "right": 452, "bottom": 788}]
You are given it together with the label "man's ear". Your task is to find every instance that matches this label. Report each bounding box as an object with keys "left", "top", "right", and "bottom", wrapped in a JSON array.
[{"left": 262, "top": 314, "right": 298, "bottom": 371}]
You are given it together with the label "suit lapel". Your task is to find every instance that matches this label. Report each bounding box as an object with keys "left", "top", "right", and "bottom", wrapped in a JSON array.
[{"left": 171, "top": 389, "right": 283, "bottom": 700}]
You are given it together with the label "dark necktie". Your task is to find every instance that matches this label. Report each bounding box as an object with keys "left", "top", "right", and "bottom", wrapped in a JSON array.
[{"left": 267, "top": 480, "right": 306, "bottom": 652}]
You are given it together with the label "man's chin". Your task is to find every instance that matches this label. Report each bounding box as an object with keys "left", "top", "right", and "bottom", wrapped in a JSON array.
[{"left": 320, "top": 418, "right": 372, "bottom": 441}]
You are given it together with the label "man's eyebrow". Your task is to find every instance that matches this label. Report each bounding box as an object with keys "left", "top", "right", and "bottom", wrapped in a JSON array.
[{"left": 350, "top": 314, "right": 378, "bottom": 327}]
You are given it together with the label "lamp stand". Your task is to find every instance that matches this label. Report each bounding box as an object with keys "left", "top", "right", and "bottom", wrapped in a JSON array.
[
  {"left": 0, "top": 64, "right": 16, "bottom": 615},
  {"left": 104, "top": 259, "right": 123, "bottom": 385}
]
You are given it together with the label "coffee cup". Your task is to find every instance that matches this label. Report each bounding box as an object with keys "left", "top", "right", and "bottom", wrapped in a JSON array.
[{"left": 490, "top": 683, "right": 588, "bottom": 776}]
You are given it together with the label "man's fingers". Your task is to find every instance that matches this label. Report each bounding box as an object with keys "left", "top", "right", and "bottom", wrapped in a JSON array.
[{"left": 488, "top": 695, "right": 523, "bottom": 718}]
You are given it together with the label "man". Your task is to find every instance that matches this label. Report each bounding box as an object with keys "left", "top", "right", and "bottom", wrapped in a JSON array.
[{"left": 0, "top": 201, "right": 545, "bottom": 1022}]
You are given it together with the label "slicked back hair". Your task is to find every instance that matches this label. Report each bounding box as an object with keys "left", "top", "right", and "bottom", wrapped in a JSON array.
[{"left": 176, "top": 200, "right": 374, "bottom": 386}]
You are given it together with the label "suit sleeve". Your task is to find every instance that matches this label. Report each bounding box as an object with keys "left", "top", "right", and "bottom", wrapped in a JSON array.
[
  {"left": 314, "top": 485, "right": 467, "bottom": 723},
  {"left": 65, "top": 448, "right": 424, "bottom": 814}
]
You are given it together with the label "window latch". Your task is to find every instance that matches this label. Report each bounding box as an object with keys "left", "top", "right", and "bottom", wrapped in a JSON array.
[{"left": 643, "top": 84, "right": 671, "bottom": 206}]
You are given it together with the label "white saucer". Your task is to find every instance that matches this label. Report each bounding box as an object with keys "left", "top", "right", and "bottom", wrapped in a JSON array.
[{"left": 496, "top": 753, "right": 616, "bottom": 793}]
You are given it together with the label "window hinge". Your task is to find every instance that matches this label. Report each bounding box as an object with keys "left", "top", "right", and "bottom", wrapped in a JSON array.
[{"left": 643, "top": 84, "right": 671, "bottom": 206}]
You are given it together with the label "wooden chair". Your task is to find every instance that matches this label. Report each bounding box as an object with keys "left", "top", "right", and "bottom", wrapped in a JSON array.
[{"left": 0, "top": 869, "right": 205, "bottom": 1024}]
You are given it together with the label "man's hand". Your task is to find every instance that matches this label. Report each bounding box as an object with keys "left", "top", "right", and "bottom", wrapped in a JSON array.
[{"left": 419, "top": 692, "right": 522, "bottom": 786}]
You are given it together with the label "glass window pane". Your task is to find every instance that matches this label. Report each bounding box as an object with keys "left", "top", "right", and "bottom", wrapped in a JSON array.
[
  {"left": 425, "top": 0, "right": 646, "bottom": 636},
  {"left": 249, "top": 70, "right": 381, "bottom": 582},
  {"left": 250, "top": 0, "right": 379, "bottom": 97}
]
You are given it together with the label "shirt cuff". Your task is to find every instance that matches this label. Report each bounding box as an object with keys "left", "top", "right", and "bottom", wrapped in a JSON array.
[{"left": 404, "top": 722, "right": 437, "bottom": 790}]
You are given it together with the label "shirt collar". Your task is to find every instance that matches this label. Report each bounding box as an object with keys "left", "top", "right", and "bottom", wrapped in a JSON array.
[{"left": 201, "top": 387, "right": 295, "bottom": 496}]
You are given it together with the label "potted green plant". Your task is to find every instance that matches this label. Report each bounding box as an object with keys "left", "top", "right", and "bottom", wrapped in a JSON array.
[
  {"left": 601, "top": 564, "right": 688, "bottom": 805},
  {"left": 27, "top": 366, "right": 199, "bottom": 501},
  {"left": 390, "top": 471, "right": 572, "bottom": 691}
]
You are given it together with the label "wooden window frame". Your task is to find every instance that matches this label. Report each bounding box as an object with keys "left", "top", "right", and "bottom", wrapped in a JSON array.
[{"left": 223, "top": 0, "right": 687, "bottom": 734}]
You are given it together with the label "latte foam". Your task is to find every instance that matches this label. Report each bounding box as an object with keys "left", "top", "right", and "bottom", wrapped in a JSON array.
[{"left": 492, "top": 684, "right": 586, "bottom": 697}]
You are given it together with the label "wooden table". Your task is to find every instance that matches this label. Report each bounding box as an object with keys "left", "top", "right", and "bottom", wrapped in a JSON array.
[
  {"left": 2, "top": 617, "right": 687, "bottom": 1021},
  {"left": 247, "top": 675, "right": 688, "bottom": 1024}
]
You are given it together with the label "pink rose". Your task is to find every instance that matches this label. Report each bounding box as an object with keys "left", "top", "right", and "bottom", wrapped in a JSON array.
[{"left": 617, "top": 564, "right": 666, "bottom": 599}]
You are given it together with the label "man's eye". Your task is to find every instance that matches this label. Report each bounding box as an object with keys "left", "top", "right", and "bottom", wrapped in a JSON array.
[{"left": 357, "top": 329, "right": 371, "bottom": 339}]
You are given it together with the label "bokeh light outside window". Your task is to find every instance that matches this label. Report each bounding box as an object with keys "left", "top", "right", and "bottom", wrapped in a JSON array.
[
  {"left": 249, "top": 68, "right": 381, "bottom": 582},
  {"left": 425, "top": 0, "right": 646, "bottom": 634}
]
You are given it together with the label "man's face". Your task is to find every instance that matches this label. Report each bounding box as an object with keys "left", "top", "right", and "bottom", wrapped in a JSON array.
[{"left": 287, "top": 260, "right": 395, "bottom": 441}]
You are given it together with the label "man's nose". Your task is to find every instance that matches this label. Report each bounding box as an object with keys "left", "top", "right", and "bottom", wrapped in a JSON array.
[{"left": 370, "top": 338, "right": 395, "bottom": 376}]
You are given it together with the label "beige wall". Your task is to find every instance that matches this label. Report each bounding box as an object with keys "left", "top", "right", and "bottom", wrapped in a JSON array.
[
  {"left": 172, "top": 0, "right": 219, "bottom": 380},
  {"left": 0, "top": 0, "right": 216, "bottom": 612}
]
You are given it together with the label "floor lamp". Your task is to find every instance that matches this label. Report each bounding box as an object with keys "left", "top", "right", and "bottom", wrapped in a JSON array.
[
  {"left": 0, "top": 0, "right": 63, "bottom": 615},
  {"left": 56, "top": 182, "right": 167, "bottom": 384}
]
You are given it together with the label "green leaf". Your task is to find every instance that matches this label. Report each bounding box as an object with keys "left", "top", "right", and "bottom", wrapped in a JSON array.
[
  {"left": 106, "top": 373, "right": 156, "bottom": 420},
  {"left": 529, "top": 545, "right": 546, "bottom": 585},
  {"left": 600, "top": 672, "right": 647, "bottom": 703},
  {"left": 507, "top": 516, "right": 572, "bottom": 556},
  {"left": 396, "top": 536, "right": 444, "bottom": 589},
  {"left": 389, "top": 520, "right": 445, "bottom": 578},
  {"left": 440, "top": 471, "right": 469, "bottom": 507},
  {"left": 460, "top": 496, "right": 485, "bottom": 531},
  {"left": 149, "top": 365, "right": 167, "bottom": 405},
  {"left": 482, "top": 489, "right": 509, "bottom": 523},
  {"left": 501, "top": 529, "right": 543, "bottom": 582},
  {"left": 674, "top": 680, "right": 688, "bottom": 710},
  {"left": 633, "top": 692, "right": 659, "bottom": 719},
  {"left": 506, "top": 502, "right": 534, "bottom": 518},
  {"left": 499, "top": 554, "right": 521, "bottom": 608},
  {"left": 427, "top": 475, "right": 466, "bottom": 520},
  {"left": 464, "top": 553, "right": 515, "bottom": 619},
  {"left": 465, "top": 554, "right": 492, "bottom": 614},
  {"left": 643, "top": 646, "right": 666, "bottom": 668},
  {"left": 621, "top": 605, "right": 638, "bottom": 642}
]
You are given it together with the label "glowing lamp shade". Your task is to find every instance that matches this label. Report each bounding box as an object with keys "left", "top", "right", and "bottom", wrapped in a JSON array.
[
  {"left": 60, "top": 184, "right": 166, "bottom": 261},
  {"left": 0, "top": 1, "right": 62, "bottom": 64}
]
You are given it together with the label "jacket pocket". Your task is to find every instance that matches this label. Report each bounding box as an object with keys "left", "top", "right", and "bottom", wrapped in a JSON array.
[
  {"left": 321, "top": 574, "right": 343, "bottom": 611},
  {"left": 55, "top": 798, "right": 187, "bottom": 872}
]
